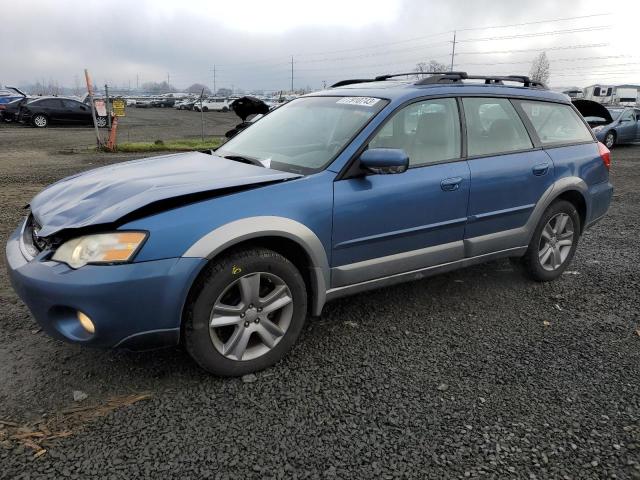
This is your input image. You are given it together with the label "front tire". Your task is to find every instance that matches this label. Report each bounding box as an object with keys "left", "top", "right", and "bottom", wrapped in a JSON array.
[
  {"left": 184, "top": 248, "right": 308, "bottom": 376},
  {"left": 604, "top": 131, "right": 616, "bottom": 149},
  {"left": 96, "top": 116, "right": 107, "bottom": 128},
  {"left": 202, "top": 106, "right": 209, "bottom": 112},
  {"left": 32, "top": 114, "right": 48, "bottom": 128},
  {"left": 522, "top": 200, "right": 580, "bottom": 282}
]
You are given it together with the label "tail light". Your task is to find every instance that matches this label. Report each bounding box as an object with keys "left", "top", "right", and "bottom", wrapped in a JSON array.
[{"left": 597, "top": 142, "right": 611, "bottom": 170}]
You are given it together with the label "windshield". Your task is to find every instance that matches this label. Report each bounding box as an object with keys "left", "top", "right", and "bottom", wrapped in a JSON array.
[
  {"left": 607, "top": 108, "right": 624, "bottom": 121},
  {"left": 216, "top": 96, "right": 387, "bottom": 174}
]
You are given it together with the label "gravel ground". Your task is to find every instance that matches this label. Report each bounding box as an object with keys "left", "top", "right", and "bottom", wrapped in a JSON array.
[{"left": 0, "top": 117, "right": 638, "bottom": 479}]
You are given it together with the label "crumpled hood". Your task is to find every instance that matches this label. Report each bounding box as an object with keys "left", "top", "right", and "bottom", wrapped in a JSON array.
[{"left": 30, "top": 151, "right": 301, "bottom": 237}]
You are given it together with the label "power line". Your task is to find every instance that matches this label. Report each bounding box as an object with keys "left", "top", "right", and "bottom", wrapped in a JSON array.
[
  {"left": 456, "top": 25, "right": 611, "bottom": 43},
  {"left": 456, "top": 43, "right": 608, "bottom": 56},
  {"left": 212, "top": 13, "right": 610, "bottom": 68},
  {"left": 455, "top": 13, "right": 610, "bottom": 32}
]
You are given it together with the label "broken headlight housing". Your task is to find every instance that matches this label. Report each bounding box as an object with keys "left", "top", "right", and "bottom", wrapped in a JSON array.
[{"left": 52, "top": 232, "right": 147, "bottom": 269}]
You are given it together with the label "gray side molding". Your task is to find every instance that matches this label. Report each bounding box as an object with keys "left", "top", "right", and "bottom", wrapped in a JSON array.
[
  {"left": 183, "top": 216, "right": 330, "bottom": 316},
  {"left": 529, "top": 176, "right": 588, "bottom": 237},
  {"left": 464, "top": 176, "right": 588, "bottom": 257}
]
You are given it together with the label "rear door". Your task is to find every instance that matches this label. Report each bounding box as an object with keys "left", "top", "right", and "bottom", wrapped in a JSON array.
[
  {"left": 462, "top": 97, "right": 553, "bottom": 256},
  {"left": 332, "top": 97, "right": 470, "bottom": 287},
  {"left": 63, "top": 99, "right": 92, "bottom": 123}
]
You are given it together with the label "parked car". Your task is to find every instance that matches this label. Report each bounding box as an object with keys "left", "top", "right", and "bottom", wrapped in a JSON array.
[
  {"left": 0, "top": 97, "right": 30, "bottom": 122},
  {"left": 0, "top": 87, "right": 27, "bottom": 119},
  {"left": 151, "top": 97, "right": 176, "bottom": 108},
  {"left": 6, "top": 72, "right": 613, "bottom": 376},
  {"left": 194, "top": 97, "right": 230, "bottom": 112},
  {"left": 19, "top": 97, "right": 107, "bottom": 128},
  {"left": 135, "top": 99, "right": 153, "bottom": 108},
  {"left": 174, "top": 99, "right": 197, "bottom": 110},
  {"left": 573, "top": 99, "right": 640, "bottom": 148},
  {"left": 125, "top": 98, "right": 137, "bottom": 106}
]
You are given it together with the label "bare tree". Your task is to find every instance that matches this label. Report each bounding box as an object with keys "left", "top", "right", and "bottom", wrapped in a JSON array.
[
  {"left": 529, "top": 52, "right": 550, "bottom": 85},
  {"left": 186, "top": 83, "right": 211, "bottom": 95},
  {"left": 141, "top": 81, "right": 176, "bottom": 94},
  {"left": 415, "top": 60, "right": 448, "bottom": 78}
]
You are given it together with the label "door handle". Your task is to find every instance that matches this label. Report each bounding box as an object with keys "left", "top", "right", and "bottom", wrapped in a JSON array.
[
  {"left": 532, "top": 163, "right": 550, "bottom": 176},
  {"left": 440, "top": 176, "right": 463, "bottom": 191}
]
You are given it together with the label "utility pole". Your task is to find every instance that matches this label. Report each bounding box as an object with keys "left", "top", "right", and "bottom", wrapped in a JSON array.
[
  {"left": 213, "top": 64, "right": 216, "bottom": 95},
  {"left": 167, "top": 72, "right": 170, "bottom": 85},
  {"left": 105, "top": 84, "right": 111, "bottom": 129},
  {"left": 291, "top": 56, "right": 294, "bottom": 93},
  {"left": 450, "top": 30, "right": 457, "bottom": 71},
  {"left": 136, "top": 74, "right": 139, "bottom": 90}
]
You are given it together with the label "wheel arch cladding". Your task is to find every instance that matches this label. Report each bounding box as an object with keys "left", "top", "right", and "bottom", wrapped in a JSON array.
[
  {"left": 555, "top": 189, "right": 587, "bottom": 233},
  {"left": 182, "top": 216, "right": 330, "bottom": 317}
]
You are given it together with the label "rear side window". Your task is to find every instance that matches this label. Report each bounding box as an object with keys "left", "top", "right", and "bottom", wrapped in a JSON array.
[
  {"left": 462, "top": 98, "right": 533, "bottom": 156},
  {"left": 369, "top": 98, "right": 461, "bottom": 167},
  {"left": 518, "top": 101, "right": 593, "bottom": 145},
  {"left": 37, "top": 99, "right": 63, "bottom": 108}
]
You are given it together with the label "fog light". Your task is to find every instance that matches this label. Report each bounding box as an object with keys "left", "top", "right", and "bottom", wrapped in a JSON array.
[{"left": 77, "top": 311, "right": 95, "bottom": 334}]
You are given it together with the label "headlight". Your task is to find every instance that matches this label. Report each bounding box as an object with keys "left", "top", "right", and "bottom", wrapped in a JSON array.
[
  {"left": 52, "top": 232, "right": 147, "bottom": 269},
  {"left": 592, "top": 126, "right": 605, "bottom": 133}
]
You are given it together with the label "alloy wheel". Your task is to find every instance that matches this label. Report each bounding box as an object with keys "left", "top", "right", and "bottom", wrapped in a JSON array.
[
  {"left": 209, "top": 272, "right": 293, "bottom": 361},
  {"left": 33, "top": 115, "right": 47, "bottom": 127},
  {"left": 538, "top": 213, "right": 574, "bottom": 271},
  {"left": 605, "top": 132, "right": 615, "bottom": 149}
]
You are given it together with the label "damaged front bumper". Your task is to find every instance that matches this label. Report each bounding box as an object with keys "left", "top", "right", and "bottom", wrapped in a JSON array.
[{"left": 5, "top": 225, "right": 206, "bottom": 351}]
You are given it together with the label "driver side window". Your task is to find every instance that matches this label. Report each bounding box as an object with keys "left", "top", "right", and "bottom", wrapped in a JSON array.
[
  {"left": 621, "top": 110, "right": 635, "bottom": 122},
  {"left": 369, "top": 98, "right": 461, "bottom": 167}
]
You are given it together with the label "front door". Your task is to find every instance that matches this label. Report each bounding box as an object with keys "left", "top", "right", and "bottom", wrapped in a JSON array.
[
  {"left": 332, "top": 97, "right": 470, "bottom": 287},
  {"left": 617, "top": 109, "right": 638, "bottom": 143}
]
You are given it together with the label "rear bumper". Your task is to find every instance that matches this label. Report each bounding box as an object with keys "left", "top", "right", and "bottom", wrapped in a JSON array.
[{"left": 6, "top": 226, "right": 206, "bottom": 350}]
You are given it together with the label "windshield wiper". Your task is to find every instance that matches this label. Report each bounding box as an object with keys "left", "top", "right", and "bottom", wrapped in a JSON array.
[{"left": 219, "top": 154, "right": 265, "bottom": 168}]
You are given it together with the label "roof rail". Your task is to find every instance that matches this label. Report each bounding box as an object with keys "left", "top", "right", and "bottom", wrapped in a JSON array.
[
  {"left": 331, "top": 72, "right": 468, "bottom": 88},
  {"left": 331, "top": 72, "right": 547, "bottom": 89},
  {"left": 415, "top": 73, "right": 547, "bottom": 89},
  {"left": 330, "top": 79, "right": 377, "bottom": 88}
]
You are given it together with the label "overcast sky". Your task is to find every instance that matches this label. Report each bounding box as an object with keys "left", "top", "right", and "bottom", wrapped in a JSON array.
[{"left": 2, "top": 0, "right": 639, "bottom": 92}]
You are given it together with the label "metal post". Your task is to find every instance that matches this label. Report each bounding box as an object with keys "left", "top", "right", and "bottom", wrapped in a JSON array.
[
  {"left": 84, "top": 69, "right": 102, "bottom": 148},
  {"left": 213, "top": 64, "right": 216, "bottom": 95},
  {"left": 200, "top": 88, "right": 205, "bottom": 142},
  {"left": 291, "top": 56, "right": 294, "bottom": 93},
  {"left": 450, "top": 31, "right": 457, "bottom": 71},
  {"left": 105, "top": 84, "right": 112, "bottom": 129}
]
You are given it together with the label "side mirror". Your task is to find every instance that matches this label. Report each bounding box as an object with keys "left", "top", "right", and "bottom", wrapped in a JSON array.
[{"left": 359, "top": 148, "right": 409, "bottom": 175}]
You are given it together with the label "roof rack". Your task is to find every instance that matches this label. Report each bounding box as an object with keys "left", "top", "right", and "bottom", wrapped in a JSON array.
[
  {"left": 330, "top": 72, "right": 465, "bottom": 88},
  {"left": 415, "top": 72, "right": 547, "bottom": 89},
  {"left": 331, "top": 71, "right": 547, "bottom": 89}
]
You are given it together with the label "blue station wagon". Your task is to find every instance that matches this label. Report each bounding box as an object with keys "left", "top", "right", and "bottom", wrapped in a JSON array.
[{"left": 6, "top": 72, "right": 613, "bottom": 376}]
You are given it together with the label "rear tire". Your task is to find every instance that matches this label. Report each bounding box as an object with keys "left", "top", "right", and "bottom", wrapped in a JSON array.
[
  {"left": 522, "top": 200, "right": 580, "bottom": 282},
  {"left": 202, "top": 106, "right": 209, "bottom": 112},
  {"left": 184, "top": 248, "right": 308, "bottom": 376},
  {"left": 96, "top": 116, "right": 107, "bottom": 128}
]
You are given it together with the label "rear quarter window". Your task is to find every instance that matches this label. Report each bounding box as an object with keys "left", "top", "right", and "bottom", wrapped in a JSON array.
[{"left": 518, "top": 101, "right": 594, "bottom": 145}]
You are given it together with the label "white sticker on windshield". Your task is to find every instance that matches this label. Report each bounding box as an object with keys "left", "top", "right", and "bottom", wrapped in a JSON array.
[{"left": 336, "top": 97, "right": 381, "bottom": 107}]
